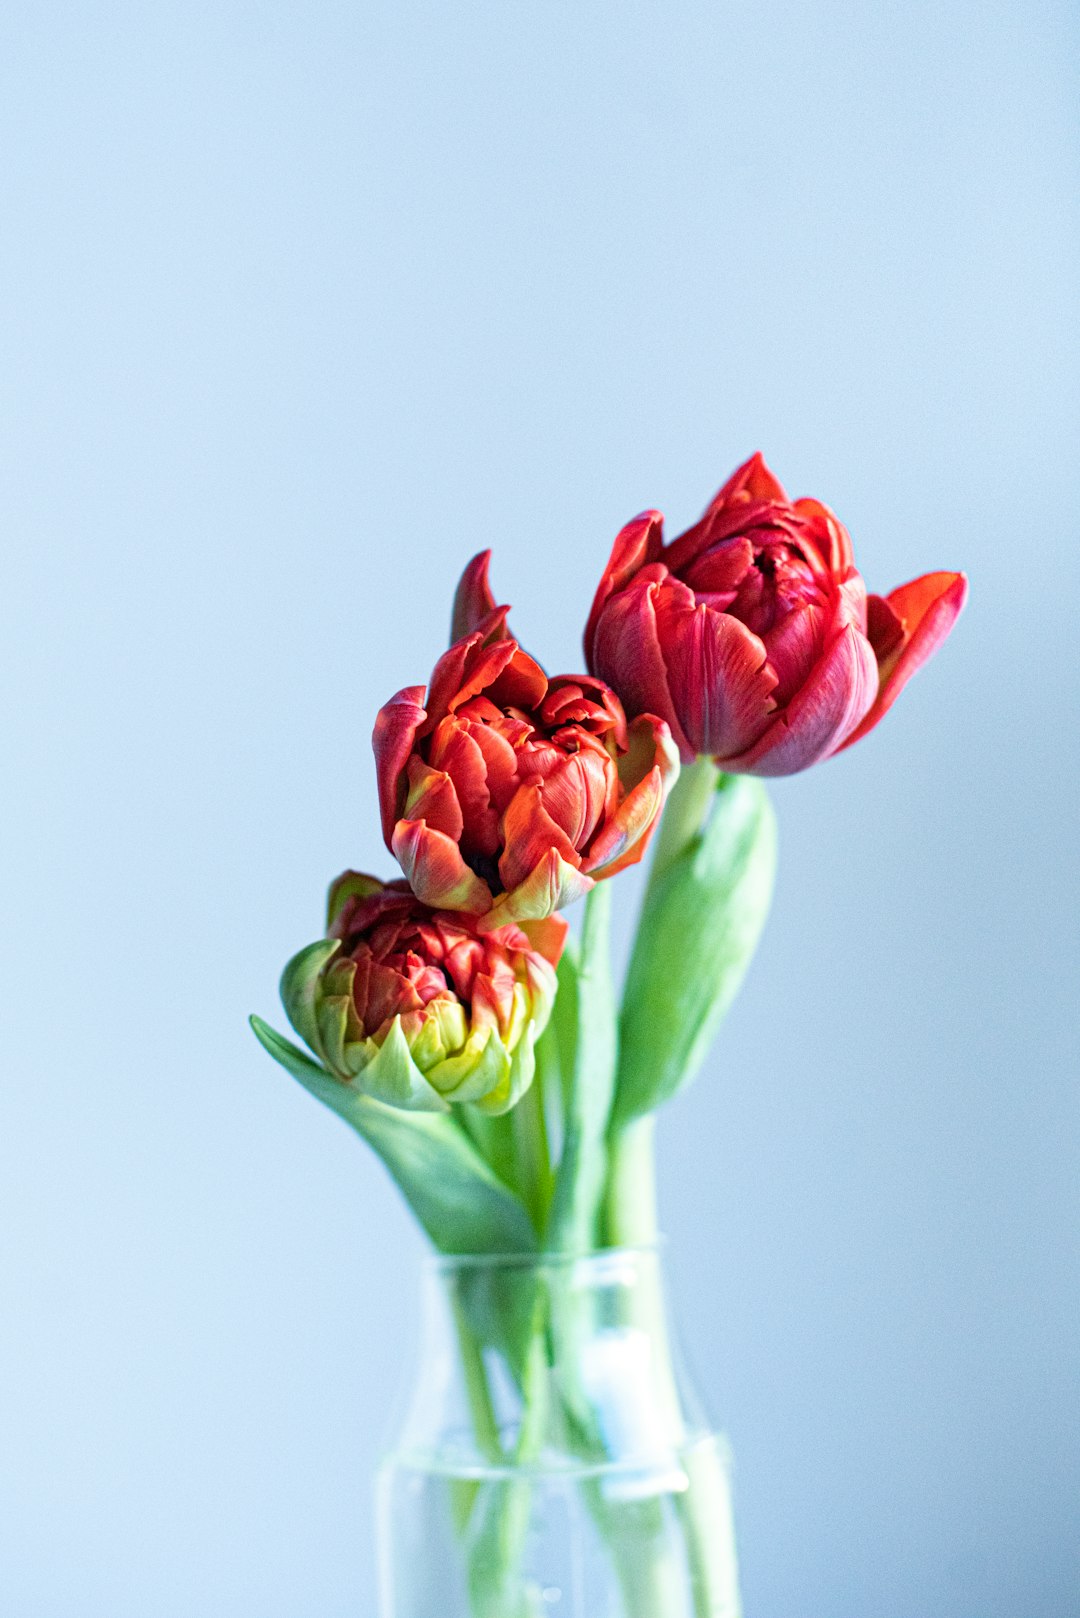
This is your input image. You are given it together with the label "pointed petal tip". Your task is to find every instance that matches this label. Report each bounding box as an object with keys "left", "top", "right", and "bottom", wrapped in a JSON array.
[
  {"left": 838, "top": 569, "right": 969, "bottom": 753},
  {"left": 451, "top": 550, "right": 498, "bottom": 642}
]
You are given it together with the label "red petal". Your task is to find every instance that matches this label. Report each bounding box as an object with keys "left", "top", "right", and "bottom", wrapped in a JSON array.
[
  {"left": 665, "top": 454, "right": 791, "bottom": 574},
  {"left": 616, "top": 711, "right": 679, "bottom": 795},
  {"left": 391, "top": 818, "right": 492, "bottom": 913},
  {"left": 531, "top": 750, "right": 612, "bottom": 851},
  {"left": 497, "top": 783, "right": 582, "bottom": 892},
  {"left": 680, "top": 535, "right": 754, "bottom": 600},
  {"left": 403, "top": 758, "right": 464, "bottom": 841},
  {"left": 516, "top": 912, "right": 569, "bottom": 967},
  {"left": 541, "top": 676, "right": 627, "bottom": 749},
  {"left": 584, "top": 511, "right": 664, "bottom": 669},
  {"left": 486, "top": 643, "right": 549, "bottom": 712},
  {"left": 483, "top": 849, "right": 594, "bottom": 929},
  {"left": 763, "top": 603, "right": 829, "bottom": 707},
  {"left": 426, "top": 634, "right": 517, "bottom": 728},
  {"left": 589, "top": 568, "right": 695, "bottom": 760},
  {"left": 372, "top": 686, "right": 427, "bottom": 848},
  {"left": 427, "top": 718, "right": 502, "bottom": 857},
  {"left": 792, "top": 498, "right": 854, "bottom": 575},
  {"left": 362, "top": 956, "right": 425, "bottom": 1035},
  {"left": 838, "top": 572, "right": 968, "bottom": 751},
  {"left": 653, "top": 581, "right": 778, "bottom": 759},
  {"left": 451, "top": 551, "right": 497, "bottom": 642},
  {"left": 720, "top": 623, "right": 878, "bottom": 775},
  {"left": 584, "top": 763, "right": 665, "bottom": 878},
  {"left": 709, "top": 451, "right": 790, "bottom": 511}
]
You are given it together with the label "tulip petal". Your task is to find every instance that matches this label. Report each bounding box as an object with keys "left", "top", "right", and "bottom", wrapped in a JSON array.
[
  {"left": 530, "top": 751, "right": 612, "bottom": 851},
  {"left": 584, "top": 762, "right": 665, "bottom": 878},
  {"left": 838, "top": 571, "right": 968, "bottom": 751},
  {"left": 392, "top": 817, "right": 492, "bottom": 914},
  {"left": 359, "top": 1017, "right": 450, "bottom": 1112},
  {"left": 710, "top": 451, "right": 790, "bottom": 511},
  {"left": 464, "top": 716, "right": 522, "bottom": 816},
  {"left": 584, "top": 511, "right": 664, "bottom": 669},
  {"left": 515, "top": 912, "right": 569, "bottom": 968},
  {"left": 792, "top": 498, "right": 855, "bottom": 575},
  {"left": 403, "top": 758, "right": 465, "bottom": 841},
  {"left": 483, "top": 848, "right": 594, "bottom": 929},
  {"left": 425, "top": 718, "right": 503, "bottom": 856},
  {"left": 326, "top": 870, "right": 386, "bottom": 933},
  {"left": 590, "top": 568, "right": 697, "bottom": 760},
  {"left": 762, "top": 603, "right": 829, "bottom": 707},
  {"left": 317, "top": 991, "right": 358, "bottom": 1080},
  {"left": 280, "top": 939, "right": 341, "bottom": 1061},
  {"left": 433, "top": 1028, "right": 511, "bottom": 1107},
  {"left": 373, "top": 686, "right": 428, "bottom": 848},
  {"left": 615, "top": 711, "right": 680, "bottom": 795},
  {"left": 665, "top": 454, "right": 791, "bottom": 573},
  {"left": 653, "top": 580, "right": 778, "bottom": 759},
  {"left": 475, "top": 1026, "right": 539, "bottom": 1116},
  {"left": 497, "top": 782, "right": 583, "bottom": 891},
  {"left": 486, "top": 645, "right": 550, "bottom": 713},
  {"left": 718, "top": 623, "right": 878, "bottom": 775},
  {"left": 451, "top": 550, "right": 497, "bottom": 642},
  {"left": 426, "top": 632, "right": 518, "bottom": 728},
  {"left": 542, "top": 675, "right": 628, "bottom": 750}
]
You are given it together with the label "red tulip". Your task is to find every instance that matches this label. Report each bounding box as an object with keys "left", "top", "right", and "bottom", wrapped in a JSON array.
[
  {"left": 585, "top": 454, "right": 967, "bottom": 775},
  {"left": 278, "top": 873, "right": 566, "bottom": 1113},
  {"left": 374, "top": 570, "right": 678, "bottom": 926}
]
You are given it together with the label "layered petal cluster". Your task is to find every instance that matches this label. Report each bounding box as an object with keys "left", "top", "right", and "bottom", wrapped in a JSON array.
[
  {"left": 280, "top": 873, "right": 565, "bottom": 1114},
  {"left": 375, "top": 571, "right": 679, "bottom": 926},
  {"left": 585, "top": 453, "right": 967, "bottom": 775}
]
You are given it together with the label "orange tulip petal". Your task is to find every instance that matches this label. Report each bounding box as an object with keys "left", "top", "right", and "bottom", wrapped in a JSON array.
[
  {"left": 584, "top": 763, "right": 665, "bottom": 878},
  {"left": 391, "top": 817, "right": 492, "bottom": 914},
  {"left": 483, "top": 849, "right": 594, "bottom": 929},
  {"left": 838, "top": 571, "right": 968, "bottom": 752}
]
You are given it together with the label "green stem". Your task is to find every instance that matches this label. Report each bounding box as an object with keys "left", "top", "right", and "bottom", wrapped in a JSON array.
[
  {"left": 678, "top": 1440, "right": 742, "bottom": 1618},
  {"left": 596, "top": 754, "right": 743, "bottom": 1616},
  {"left": 603, "top": 1114, "right": 659, "bottom": 1247},
  {"left": 647, "top": 757, "right": 721, "bottom": 894},
  {"left": 545, "top": 881, "right": 616, "bottom": 1254},
  {"left": 451, "top": 1293, "right": 504, "bottom": 1465},
  {"left": 464, "top": 1289, "right": 551, "bottom": 1618},
  {"left": 511, "top": 1068, "right": 552, "bottom": 1232}
]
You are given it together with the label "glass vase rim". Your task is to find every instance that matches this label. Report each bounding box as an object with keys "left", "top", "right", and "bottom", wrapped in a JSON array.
[{"left": 424, "top": 1238, "right": 667, "bottom": 1274}]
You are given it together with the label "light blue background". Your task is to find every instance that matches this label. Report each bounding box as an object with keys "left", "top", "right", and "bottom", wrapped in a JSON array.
[{"left": 1, "top": 4, "right": 1077, "bottom": 1615}]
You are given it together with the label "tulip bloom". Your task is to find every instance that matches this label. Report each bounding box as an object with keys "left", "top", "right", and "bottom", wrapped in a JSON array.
[
  {"left": 374, "top": 577, "right": 678, "bottom": 925},
  {"left": 585, "top": 453, "right": 967, "bottom": 775},
  {"left": 280, "top": 873, "right": 565, "bottom": 1114}
]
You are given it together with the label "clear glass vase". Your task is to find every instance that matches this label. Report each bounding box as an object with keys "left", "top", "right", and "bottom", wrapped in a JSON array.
[{"left": 377, "top": 1246, "right": 741, "bottom": 1618}]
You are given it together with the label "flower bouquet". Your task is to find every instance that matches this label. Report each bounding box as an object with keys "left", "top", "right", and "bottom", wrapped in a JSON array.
[{"left": 252, "top": 454, "right": 965, "bottom": 1617}]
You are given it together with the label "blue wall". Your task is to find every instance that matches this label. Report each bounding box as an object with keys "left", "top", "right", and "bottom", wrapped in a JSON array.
[{"left": 1, "top": 4, "right": 1076, "bottom": 1614}]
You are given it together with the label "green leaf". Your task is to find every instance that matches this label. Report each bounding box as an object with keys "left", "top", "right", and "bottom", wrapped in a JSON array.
[
  {"left": 249, "top": 1015, "right": 537, "bottom": 1254},
  {"left": 545, "top": 884, "right": 617, "bottom": 1254},
  {"left": 611, "top": 773, "right": 777, "bottom": 1127}
]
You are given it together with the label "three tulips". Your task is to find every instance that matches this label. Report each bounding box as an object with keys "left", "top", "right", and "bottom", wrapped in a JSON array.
[{"left": 270, "top": 454, "right": 966, "bottom": 1114}]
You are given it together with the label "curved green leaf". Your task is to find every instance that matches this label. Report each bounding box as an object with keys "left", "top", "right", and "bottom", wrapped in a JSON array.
[{"left": 249, "top": 1015, "right": 536, "bottom": 1254}]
